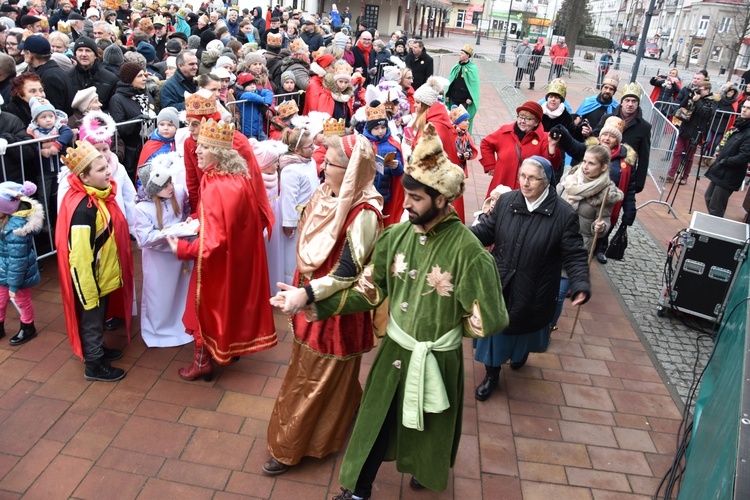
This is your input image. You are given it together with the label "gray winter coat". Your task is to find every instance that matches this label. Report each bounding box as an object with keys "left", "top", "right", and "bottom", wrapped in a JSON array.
[{"left": 515, "top": 43, "right": 533, "bottom": 69}]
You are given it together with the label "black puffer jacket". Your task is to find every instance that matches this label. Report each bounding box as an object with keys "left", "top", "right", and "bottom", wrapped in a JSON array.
[
  {"left": 471, "top": 187, "right": 591, "bottom": 334},
  {"left": 108, "top": 82, "right": 154, "bottom": 147},
  {"left": 67, "top": 61, "right": 119, "bottom": 110},
  {"left": 706, "top": 119, "right": 750, "bottom": 191}
]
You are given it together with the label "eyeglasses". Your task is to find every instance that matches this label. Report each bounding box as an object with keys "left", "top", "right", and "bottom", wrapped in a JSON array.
[
  {"left": 516, "top": 115, "right": 536, "bottom": 123},
  {"left": 518, "top": 173, "right": 544, "bottom": 184},
  {"left": 324, "top": 158, "right": 346, "bottom": 170}
]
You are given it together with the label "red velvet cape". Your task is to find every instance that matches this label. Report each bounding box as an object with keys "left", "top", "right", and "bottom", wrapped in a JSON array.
[{"left": 55, "top": 175, "right": 135, "bottom": 359}]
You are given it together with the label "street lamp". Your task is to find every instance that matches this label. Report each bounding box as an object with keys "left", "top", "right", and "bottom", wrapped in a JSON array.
[
  {"left": 476, "top": 0, "right": 487, "bottom": 45},
  {"left": 499, "top": 0, "right": 513, "bottom": 63}
]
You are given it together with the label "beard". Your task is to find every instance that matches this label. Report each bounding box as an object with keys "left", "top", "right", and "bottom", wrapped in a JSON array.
[{"left": 407, "top": 199, "right": 440, "bottom": 226}]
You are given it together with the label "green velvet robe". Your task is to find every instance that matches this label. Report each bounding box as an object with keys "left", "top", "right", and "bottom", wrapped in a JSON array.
[
  {"left": 315, "top": 213, "right": 508, "bottom": 492},
  {"left": 446, "top": 60, "right": 481, "bottom": 133}
]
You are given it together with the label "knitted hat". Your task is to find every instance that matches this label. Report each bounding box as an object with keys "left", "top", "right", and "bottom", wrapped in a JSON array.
[
  {"left": 602, "top": 73, "right": 620, "bottom": 89},
  {"left": 119, "top": 62, "right": 143, "bottom": 84},
  {"left": 244, "top": 51, "right": 265, "bottom": 67},
  {"left": 333, "top": 32, "right": 349, "bottom": 50},
  {"left": 140, "top": 157, "right": 173, "bottom": 197},
  {"left": 29, "top": 97, "right": 55, "bottom": 121},
  {"left": 18, "top": 35, "right": 50, "bottom": 56},
  {"left": 277, "top": 99, "right": 299, "bottom": 119},
  {"left": 620, "top": 81, "right": 642, "bottom": 102},
  {"left": 365, "top": 100, "right": 387, "bottom": 132},
  {"left": 157, "top": 106, "right": 180, "bottom": 128},
  {"left": 215, "top": 55, "right": 233, "bottom": 69},
  {"left": 0, "top": 181, "right": 36, "bottom": 215},
  {"left": 546, "top": 78, "right": 567, "bottom": 101},
  {"left": 250, "top": 139, "right": 288, "bottom": 170},
  {"left": 600, "top": 116, "right": 625, "bottom": 144},
  {"left": 413, "top": 76, "right": 447, "bottom": 107},
  {"left": 236, "top": 72, "right": 255, "bottom": 86},
  {"left": 280, "top": 70, "right": 296, "bottom": 86},
  {"left": 166, "top": 38, "right": 182, "bottom": 56},
  {"left": 382, "top": 65, "right": 401, "bottom": 82},
  {"left": 527, "top": 155, "right": 555, "bottom": 184},
  {"left": 210, "top": 67, "right": 231, "bottom": 80},
  {"left": 516, "top": 101, "right": 543, "bottom": 122},
  {"left": 267, "top": 32, "right": 283, "bottom": 48},
  {"left": 86, "top": 7, "right": 100, "bottom": 19},
  {"left": 137, "top": 41, "right": 157, "bottom": 62},
  {"left": 206, "top": 39, "right": 224, "bottom": 53},
  {"left": 74, "top": 36, "right": 98, "bottom": 57},
  {"left": 166, "top": 56, "right": 177, "bottom": 68},
  {"left": 71, "top": 87, "right": 99, "bottom": 112},
  {"left": 188, "top": 35, "right": 201, "bottom": 50},
  {"left": 102, "top": 43, "right": 124, "bottom": 66},
  {"left": 449, "top": 104, "right": 469, "bottom": 125},
  {"left": 51, "top": 52, "right": 74, "bottom": 71},
  {"left": 314, "top": 53, "right": 335, "bottom": 69},
  {"left": 405, "top": 123, "right": 465, "bottom": 202}
]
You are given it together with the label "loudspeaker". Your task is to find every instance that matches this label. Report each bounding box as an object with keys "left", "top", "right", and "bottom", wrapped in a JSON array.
[{"left": 663, "top": 212, "right": 748, "bottom": 322}]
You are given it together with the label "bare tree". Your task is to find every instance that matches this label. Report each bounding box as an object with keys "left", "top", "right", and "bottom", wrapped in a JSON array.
[{"left": 715, "top": 0, "right": 750, "bottom": 81}]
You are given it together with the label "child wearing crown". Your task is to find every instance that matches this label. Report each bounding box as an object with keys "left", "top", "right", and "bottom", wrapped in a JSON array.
[
  {"left": 268, "top": 99, "right": 300, "bottom": 141},
  {"left": 55, "top": 140, "right": 134, "bottom": 382}
]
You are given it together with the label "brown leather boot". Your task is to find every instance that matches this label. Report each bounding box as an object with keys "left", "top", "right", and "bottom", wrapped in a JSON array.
[{"left": 178, "top": 344, "right": 213, "bottom": 382}]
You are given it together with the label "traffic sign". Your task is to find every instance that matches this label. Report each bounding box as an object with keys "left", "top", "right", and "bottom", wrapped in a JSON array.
[{"left": 679, "top": 37, "right": 683, "bottom": 43}]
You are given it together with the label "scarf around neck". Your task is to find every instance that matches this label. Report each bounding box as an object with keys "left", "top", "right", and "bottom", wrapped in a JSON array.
[
  {"left": 542, "top": 102, "right": 565, "bottom": 118},
  {"left": 558, "top": 164, "right": 618, "bottom": 210},
  {"left": 356, "top": 39, "right": 372, "bottom": 66}
]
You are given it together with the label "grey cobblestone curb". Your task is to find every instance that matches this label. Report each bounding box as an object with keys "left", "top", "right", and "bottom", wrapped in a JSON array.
[{"left": 600, "top": 219, "right": 713, "bottom": 409}]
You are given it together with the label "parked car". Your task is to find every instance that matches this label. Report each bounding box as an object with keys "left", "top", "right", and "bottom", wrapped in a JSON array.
[{"left": 645, "top": 42, "right": 659, "bottom": 58}]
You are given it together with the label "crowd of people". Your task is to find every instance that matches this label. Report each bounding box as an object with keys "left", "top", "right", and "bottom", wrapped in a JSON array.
[{"left": 0, "top": 1, "right": 749, "bottom": 498}]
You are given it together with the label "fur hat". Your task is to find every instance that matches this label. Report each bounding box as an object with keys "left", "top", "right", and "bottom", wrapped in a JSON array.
[
  {"left": 600, "top": 116, "right": 625, "bottom": 144},
  {"left": 413, "top": 76, "right": 447, "bottom": 107},
  {"left": 602, "top": 73, "right": 620, "bottom": 89},
  {"left": 546, "top": 78, "right": 567, "bottom": 101},
  {"left": 365, "top": 100, "right": 388, "bottom": 132},
  {"left": 119, "top": 62, "right": 143, "bottom": 84},
  {"left": 71, "top": 87, "right": 99, "bottom": 113},
  {"left": 79, "top": 110, "right": 117, "bottom": 146},
  {"left": 139, "top": 158, "right": 172, "bottom": 197},
  {"left": 405, "top": 123, "right": 465, "bottom": 202},
  {"left": 29, "top": 97, "right": 55, "bottom": 121},
  {"left": 620, "top": 82, "right": 642, "bottom": 102},
  {"left": 280, "top": 70, "right": 296, "bottom": 86},
  {"left": 136, "top": 41, "right": 157, "bottom": 62},
  {"left": 516, "top": 101, "right": 543, "bottom": 122},
  {"left": 157, "top": 106, "right": 180, "bottom": 128},
  {"left": 0, "top": 181, "right": 36, "bottom": 215},
  {"left": 267, "top": 32, "right": 283, "bottom": 48},
  {"left": 449, "top": 104, "right": 469, "bottom": 125},
  {"left": 382, "top": 65, "right": 401, "bottom": 82}
]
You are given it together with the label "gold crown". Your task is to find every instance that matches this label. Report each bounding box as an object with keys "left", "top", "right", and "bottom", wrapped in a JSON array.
[
  {"left": 365, "top": 102, "right": 387, "bottom": 123},
  {"left": 198, "top": 119, "right": 234, "bottom": 150},
  {"left": 289, "top": 38, "right": 308, "bottom": 54},
  {"left": 461, "top": 44, "right": 474, "bottom": 57},
  {"left": 185, "top": 90, "right": 217, "bottom": 118},
  {"left": 277, "top": 100, "right": 299, "bottom": 119},
  {"left": 152, "top": 15, "right": 167, "bottom": 26},
  {"left": 621, "top": 82, "right": 643, "bottom": 100},
  {"left": 547, "top": 78, "right": 567, "bottom": 100},
  {"left": 323, "top": 118, "right": 346, "bottom": 137},
  {"left": 334, "top": 62, "right": 352, "bottom": 81},
  {"left": 63, "top": 140, "right": 102, "bottom": 175},
  {"left": 267, "top": 32, "right": 283, "bottom": 47},
  {"left": 602, "top": 74, "right": 620, "bottom": 89}
]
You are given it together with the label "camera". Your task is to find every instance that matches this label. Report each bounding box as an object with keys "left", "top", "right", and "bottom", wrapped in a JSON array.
[{"left": 550, "top": 129, "right": 562, "bottom": 140}]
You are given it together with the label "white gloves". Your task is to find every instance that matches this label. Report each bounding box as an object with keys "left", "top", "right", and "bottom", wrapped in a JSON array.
[{"left": 0, "top": 138, "right": 8, "bottom": 155}]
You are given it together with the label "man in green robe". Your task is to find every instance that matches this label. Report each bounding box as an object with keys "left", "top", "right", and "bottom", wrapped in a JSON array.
[
  {"left": 446, "top": 44, "right": 481, "bottom": 133},
  {"left": 308, "top": 124, "right": 508, "bottom": 498}
]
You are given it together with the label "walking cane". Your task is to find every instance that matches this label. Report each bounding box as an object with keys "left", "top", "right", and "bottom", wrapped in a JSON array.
[{"left": 570, "top": 186, "right": 610, "bottom": 339}]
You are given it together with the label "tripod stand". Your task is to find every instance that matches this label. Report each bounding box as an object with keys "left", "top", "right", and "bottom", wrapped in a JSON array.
[{"left": 664, "top": 127, "right": 705, "bottom": 214}]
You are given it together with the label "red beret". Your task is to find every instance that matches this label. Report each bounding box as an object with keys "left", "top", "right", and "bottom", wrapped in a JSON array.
[
  {"left": 314, "top": 53, "right": 335, "bottom": 69},
  {"left": 516, "top": 101, "right": 543, "bottom": 123}
]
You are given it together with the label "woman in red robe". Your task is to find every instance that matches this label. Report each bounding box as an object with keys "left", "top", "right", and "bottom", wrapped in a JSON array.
[{"left": 168, "top": 118, "right": 277, "bottom": 381}]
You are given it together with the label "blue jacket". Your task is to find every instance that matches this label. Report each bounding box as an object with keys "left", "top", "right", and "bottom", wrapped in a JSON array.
[
  {"left": 239, "top": 89, "right": 274, "bottom": 139},
  {"left": 0, "top": 198, "right": 43, "bottom": 293},
  {"left": 363, "top": 127, "right": 403, "bottom": 202},
  {"left": 330, "top": 11, "right": 341, "bottom": 27},
  {"left": 160, "top": 70, "right": 198, "bottom": 112}
]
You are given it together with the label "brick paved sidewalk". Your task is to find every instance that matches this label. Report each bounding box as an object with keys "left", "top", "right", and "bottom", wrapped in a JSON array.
[{"left": 0, "top": 36, "right": 703, "bottom": 499}]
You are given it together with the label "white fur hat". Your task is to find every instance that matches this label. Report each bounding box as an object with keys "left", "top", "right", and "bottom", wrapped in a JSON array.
[
  {"left": 382, "top": 65, "right": 402, "bottom": 82},
  {"left": 206, "top": 39, "right": 224, "bottom": 52},
  {"left": 413, "top": 76, "right": 448, "bottom": 107}
]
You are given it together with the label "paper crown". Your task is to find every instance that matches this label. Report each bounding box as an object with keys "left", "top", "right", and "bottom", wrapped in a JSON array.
[
  {"left": 63, "top": 140, "right": 102, "bottom": 175},
  {"left": 267, "top": 32, "right": 283, "bottom": 47},
  {"left": 620, "top": 82, "right": 643, "bottom": 100},
  {"left": 602, "top": 73, "right": 620, "bottom": 89},
  {"left": 184, "top": 90, "right": 217, "bottom": 118},
  {"left": 152, "top": 14, "right": 167, "bottom": 26},
  {"left": 289, "top": 38, "right": 308, "bottom": 54},
  {"left": 547, "top": 78, "right": 567, "bottom": 100},
  {"left": 277, "top": 100, "right": 299, "bottom": 119},
  {"left": 365, "top": 101, "right": 387, "bottom": 123},
  {"left": 461, "top": 44, "right": 474, "bottom": 57},
  {"left": 198, "top": 118, "right": 234, "bottom": 150},
  {"left": 449, "top": 104, "right": 469, "bottom": 124},
  {"left": 334, "top": 62, "right": 353, "bottom": 81},
  {"left": 323, "top": 117, "right": 346, "bottom": 136}
]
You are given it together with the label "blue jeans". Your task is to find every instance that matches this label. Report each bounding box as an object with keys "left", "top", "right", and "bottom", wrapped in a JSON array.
[{"left": 551, "top": 277, "right": 570, "bottom": 327}]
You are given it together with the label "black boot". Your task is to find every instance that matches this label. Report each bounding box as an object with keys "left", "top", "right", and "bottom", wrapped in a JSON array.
[
  {"left": 510, "top": 353, "right": 530, "bottom": 370},
  {"left": 9, "top": 322, "right": 36, "bottom": 346},
  {"left": 84, "top": 358, "right": 126, "bottom": 382},
  {"left": 475, "top": 365, "right": 501, "bottom": 401},
  {"left": 0, "top": 321, "right": 4, "bottom": 339}
]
